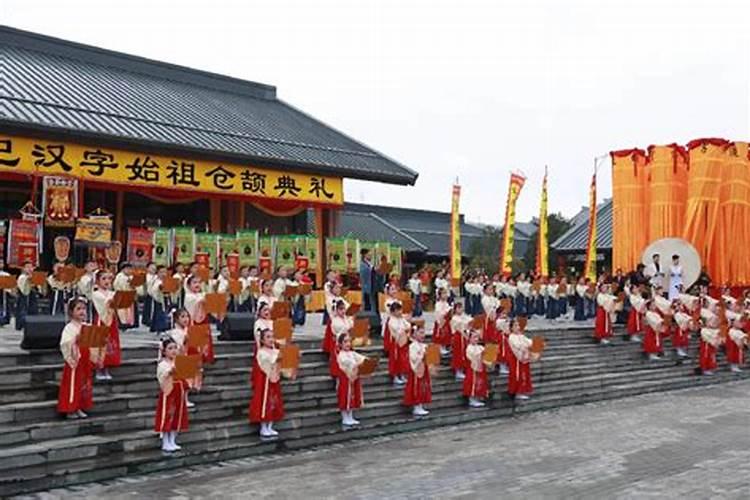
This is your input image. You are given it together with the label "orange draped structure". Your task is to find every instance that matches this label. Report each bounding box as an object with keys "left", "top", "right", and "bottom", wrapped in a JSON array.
[
  {"left": 715, "top": 142, "right": 750, "bottom": 285},
  {"left": 611, "top": 137, "right": 750, "bottom": 287},
  {"left": 611, "top": 148, "right": 648, "bottom": 272},
  {"left": 683, "top": 139, "right": 727, "bottom": 279},
  {"left": 646, "top": 144, "right": 688, "bottom": 242}
]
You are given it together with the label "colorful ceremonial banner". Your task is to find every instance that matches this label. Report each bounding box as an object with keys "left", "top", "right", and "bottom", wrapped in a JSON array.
[
  {"left": 327, "top": 237, "right": 346, "bottom": 272},
  {"left": 7, "top": 219, "right": 39, "bottom": 267},
  {"left": 195, "top": 233, "right": 218, "bottom": 268},
  {"left": 151, "top": 227, "right": 171, "bottom": 267},
  {"left": 611, "top": 149, "right": 648, "bottom": 273},
  {"left": 74, "top": 217, "right": 112, "bottom": 246},
  {"left": 306, "top": 236, "right": 319, "bottom": 270},
  {"left": 275, "top": 235, "right": 296, "bottom": 269},
  {"left": 0, "top": 220, "right": 5, "bottom": 260},
  {"left": 218, "top": 233, "right": 237, "bottom": 265},
  {"left": 535, "top": 171, "right": 549, "bottom": 278},
  {"left": 450, "top": 184, "right": 461, "bottom": 282},
  {"left": 42, "top": 176, "right": 78, "bottom": 227},
  {"left": 126, "top": 227, "right": 154, "bottom": 266},
  {"left": 344, "top": 237, "right": 360, "bottom": 273},
  {"left": 236, "top": 229, "right": 259, "bottom": 267},
  {"left": 584, "top": 174, "right": 598, "bottom": 282},
  {"left": 259, "top": 236, "right": 275, "bottom": 272},
  {"left": 390, "top": 246, "right": 403, "bottom": 276},
  {"left": 172, "top": 227, "right": 196, "bottom": 264},
  {"left": 0, "top": 134, "right": 343, "bottom": 205},
  {"left": 375, "top": 241, "right": 391, "bottom": 269},
  {"left": 499, "top": 173, "right": 526, "bottom": 276}
]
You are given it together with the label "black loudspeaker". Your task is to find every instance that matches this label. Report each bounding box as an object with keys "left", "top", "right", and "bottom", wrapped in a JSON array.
[
  {"left": 220, "top": 312, "right": 255, "bottom": 341},
  {"left": 22, "top": 315, "right": 66, "bottom": 350}
]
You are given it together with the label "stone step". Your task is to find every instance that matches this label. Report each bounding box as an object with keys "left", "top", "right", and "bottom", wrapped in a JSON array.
[{"left": 1, "top": 368, "right": 744, "bottom": 498}]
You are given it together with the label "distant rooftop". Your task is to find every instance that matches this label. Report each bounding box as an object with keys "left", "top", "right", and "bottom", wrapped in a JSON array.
[{"left": 0, "top": 26, "right": 418, "bottom": 185}]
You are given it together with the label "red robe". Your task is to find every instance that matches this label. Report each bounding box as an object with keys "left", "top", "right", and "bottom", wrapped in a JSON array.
[
  {"left": 626, "top": 308, "right": 643, "bottom": 335},
  {"left": 432, "top": 321, "right": 451, "bottom": 347},
  {"left": 382, "top": 318, "right": 392, "bottom": 353},
  {"left": 154, "top": 380, "right": 189, "bottom": 433},
  {"left": 726, "top": 338, "right": 745, "bottom": 365},
  {"left": 192, "top": 318, "right": 215, "bottom": 365},
  {"left": 699, "top": 340, "right": 717, "bottom": 372},
  {"left": 248, "top": 349, "right": 285, "bottom": 423},
  {"left": 403, "top": 367, "right": 432, "bottom": 405},
  {"left": 57, "top": 346, "right": 93, "bottom": 414},
  {"left": 388, "top": 342, "right": 409, "bottom": 378},
  {"left": 483, "top": 318, "right": 500, "bottom": 344},
  {"left": 451, "top": 331, "right": 467, "bottom": 371},
  {"left": 93, "top": 310, "right": 121, "bottom": 368},
  {"left": 507, "top": 346, "right": 533, "bottom": 396},
  {"left": 642, "top": 326, "right": 662, "bottom": 354},
  {"left": 594, "top": 306, "right": 613, "bottom": 340},
  {"left": 337, "top": 375, "right": 362, "bottom": 410},
  {"left": 671, "top": 327, "right": 690, "bottom": 349},
  {"left": 321, "top": 320, "right": 335, "bottom": 353},
  {"left": 463, "top": 365, "right": 488, "bottom": 399}
]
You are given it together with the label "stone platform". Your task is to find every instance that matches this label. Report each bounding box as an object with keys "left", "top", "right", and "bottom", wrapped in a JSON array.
[{"left": 0, "top": 315, "right": 747, "bottom": 497}]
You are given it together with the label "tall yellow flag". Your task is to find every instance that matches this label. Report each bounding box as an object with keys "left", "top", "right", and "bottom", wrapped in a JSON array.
[
  {"left": 450, "top": 184, "right": 462, "bottom": 282},
  {"left": 499, "top": 172, "right": 526, "bottom": 276},
  {"left": 584, "top": 173, "right": 598, "bottom": 281},
  {"left": 535, "top": 168, "right": 549, "bottom": 277}
]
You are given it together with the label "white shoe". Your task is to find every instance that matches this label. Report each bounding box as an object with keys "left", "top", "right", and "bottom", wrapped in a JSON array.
[
  {"left": 600, "top": 339, "right": 610, "bottom": 345},
  {"left": 259, "top": 423, "right": 273, "bottom": 437},
  {"left": 455, "top": 371, "right": 465, "bottom": 381},
  {"left": 516, "top": 394, "right": 530, "bottom": 400},
  {"left": 499, "top": 364, "right": 509, "bottom": 375},
  {"left": 648, "top": 354, "right": 661, "bottom": 361},
  {"left": 186, "top": 399, "right": 195, "bottom": 408},
  {"left": 731, "top": 365, "right": 743, "bottom": 373},
  {"left": 161, "top": 435, "right": 173, "bottom": 452},
  {"left": 76, "top": 410, "right": 88, "bottom": 419},
  {"left": 703, "top": 370, "right": 714, "bottom": 376},
  {"left": 413, "top": 405, "right": 430, "bottom": 417},
  {"left": 348, "top": 412, "right": 360, "bottom": 425},
  {"left": 95, "top": 371, "right": 107, "bottom": 381},
  {"left": 104, "top": 370, "right": 113, "bottom": 381},
  {"left": 169, "top": 433, "right": 182, "bottom": 451},
  {"left": 630, "top": 335, "right": 641, "bottom": 343},
  {"left": 66, "top": 412, "right": 79, "bottom": 420},
  {"left": 468, "top": 398, "right": 485, "bottom": 408},
  {"left": 440, "top": 347, "right": 450, "bottom": 357}
]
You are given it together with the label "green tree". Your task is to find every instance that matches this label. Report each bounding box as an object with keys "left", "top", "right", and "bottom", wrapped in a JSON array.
[
  {"left": 467, "top": 226, "right": 501, "bottom": 275},
  {"left": 523, "top": 213, "right": 571, "bottom": 275}
]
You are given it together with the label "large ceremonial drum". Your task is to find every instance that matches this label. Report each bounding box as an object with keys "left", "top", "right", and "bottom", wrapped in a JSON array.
[{"left": 641, "top": 238, "right": 701, "bottom": 289}]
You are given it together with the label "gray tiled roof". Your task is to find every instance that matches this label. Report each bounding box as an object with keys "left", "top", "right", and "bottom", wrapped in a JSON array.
[
  {"left": 551, "top": 198, "right": 613, "bottom": 252},
  {"left": 0, "top": 27, "right": 417, "bottom": 185},
  {"left": 309, "top": 203, "right": 529, "bottom": 258}
]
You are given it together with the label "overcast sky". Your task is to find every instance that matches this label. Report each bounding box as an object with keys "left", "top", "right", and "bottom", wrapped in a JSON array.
[{"left": 6, "top": 0, "right": 750, "bottom": 225}]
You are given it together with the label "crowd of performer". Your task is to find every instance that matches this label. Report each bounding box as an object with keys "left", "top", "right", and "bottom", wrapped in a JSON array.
[{"left": 2, "top": 252, "right": 745, "bottom": 455}]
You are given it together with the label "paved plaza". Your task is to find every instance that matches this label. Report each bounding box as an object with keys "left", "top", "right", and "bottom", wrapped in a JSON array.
[{"left": 16, "top": 379, "right": 750, "bottom": 499}]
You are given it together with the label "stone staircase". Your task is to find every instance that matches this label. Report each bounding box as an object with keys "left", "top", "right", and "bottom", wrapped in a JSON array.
[{"left": 0, "top": 327, "right": 747, "bottom": 497}]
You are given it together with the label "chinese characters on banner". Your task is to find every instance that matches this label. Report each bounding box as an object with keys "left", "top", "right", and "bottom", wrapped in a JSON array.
[
  {"left": 535, "top": 170, "right": 549, "bottom": 278},
  {"left": 584, "top": 174, "right": 598, "bottom": 282},
  {"left": 450, "top": 184, "right": 461, "bottom": 282},
  {"left": 126, "top": 227, "right": 154, "bottom": 266},
  {"left": 0, "top": 135, "right": 343, "bottom": 205},
  {"left": 151, "top": 228, "right": 172, "bottom": 267},
  {"left": 499, "top": 173, "right": 526, "bottom": 276},
  {"left": 41, "top": 176, "right": 78, "bottom": 227},
  {"left": 0, "top": 221, "right": 5, "bottom": 260},
  {"left": 8, "top": 219, "right": 40, "bottom": 267}
]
